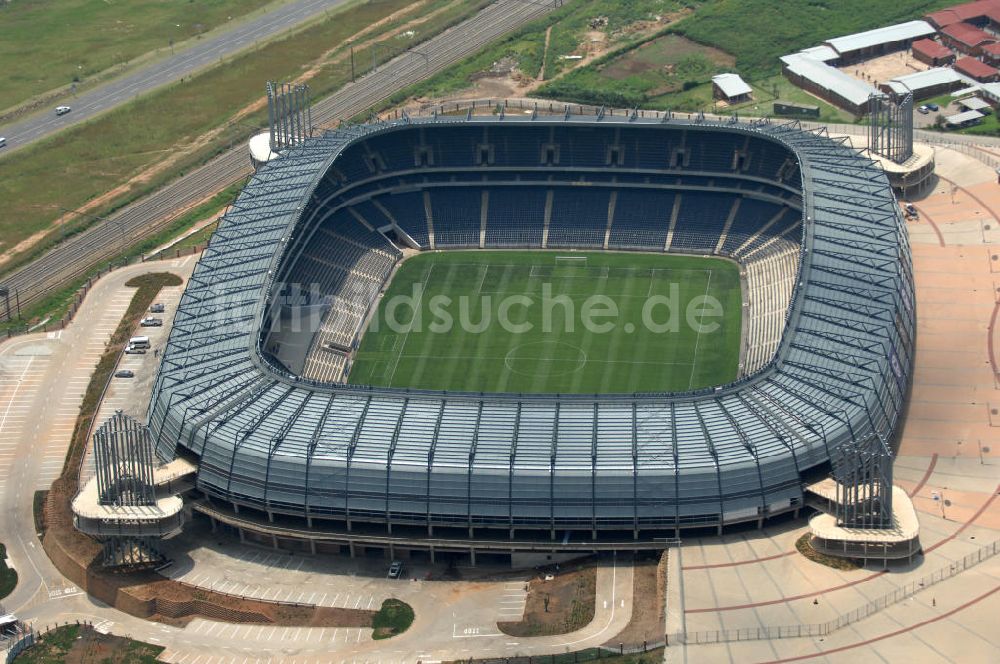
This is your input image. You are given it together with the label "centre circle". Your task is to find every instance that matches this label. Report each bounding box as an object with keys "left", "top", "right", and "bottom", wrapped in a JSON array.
[{"left": 504, "top": 341, "right": 588, "bottom": 377}]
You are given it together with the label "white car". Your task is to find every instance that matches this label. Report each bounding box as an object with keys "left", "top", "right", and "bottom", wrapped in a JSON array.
[
  {"left": 55, "top": 105, "right": 71, "bottom": 116},
  {"left": 0, "top": 137, "right": 6, "bottom": 148}
]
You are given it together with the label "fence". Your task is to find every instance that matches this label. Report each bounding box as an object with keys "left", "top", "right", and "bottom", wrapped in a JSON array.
[
  {"left": 2, "top": 628, "right": 34, "bottom": 664},
  {"left": 667, "top": 538, "right": 1000, "bottom": 646}
]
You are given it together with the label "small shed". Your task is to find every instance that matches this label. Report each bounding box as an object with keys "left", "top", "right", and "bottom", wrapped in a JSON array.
[
  {"left": 944, "top": 109, "right": 985, "bottom": 127},
  {"left": 712, "top": 73, "right": 753, "bottom": 103},
  {"left": 957, "top": 96, "right": 993, "bottom": 113}
]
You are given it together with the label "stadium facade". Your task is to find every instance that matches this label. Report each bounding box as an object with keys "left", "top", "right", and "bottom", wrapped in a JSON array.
[{"left": 147, "top": 115, "right": 914, "bottom": 555}]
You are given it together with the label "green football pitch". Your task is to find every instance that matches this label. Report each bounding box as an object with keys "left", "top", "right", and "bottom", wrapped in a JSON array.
[{"left": 349, "top": 251, "right": 742, "bottom": 394}]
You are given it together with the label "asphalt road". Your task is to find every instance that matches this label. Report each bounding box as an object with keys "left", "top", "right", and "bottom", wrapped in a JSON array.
[
  {"left": 0, "top": 0, "right": 560, "bottom": 315},
  {"left": 0, "top": 0, "right": 355, "bottom": 153}
]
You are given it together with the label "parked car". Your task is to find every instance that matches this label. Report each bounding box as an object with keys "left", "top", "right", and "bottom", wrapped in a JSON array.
[
  {"left": 140, "top": 317, "right": 163, "bottom": 327},
  {"left": 114, "top": 370, "right": 134, "bottom": 378},
  {"left": 926, "top": 103, "right": 940, "bottom": 112},
  {"left": 0, "top": 137, "right": 6, "bottom": 148},
  {"left": 917, "top": 105, "right": 930, "bottom": 114},
  {"left": 149, "top": 303, "right": 165, "bottom": 313},
  {"left": 55, "top": 105, "right": 71, "bottom": 116},
  {"left": 905, "top": 203, "right": 917, "bottom": 216},
  {"left": 388, "top": 561, "right": 403, "bottom": 579},
  {"left": 124, "top": 346, "right": 146, "bottom": 355}
]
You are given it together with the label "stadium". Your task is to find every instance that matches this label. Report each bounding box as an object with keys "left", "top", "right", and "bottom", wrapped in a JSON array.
[{"left": 145, "top": 114, "right": 914, "bottom": 560}]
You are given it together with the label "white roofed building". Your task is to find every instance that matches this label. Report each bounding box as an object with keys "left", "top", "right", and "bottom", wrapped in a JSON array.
[
  {"left": 822, "top": 20, "right": 937, "bottom": 63},
  {"left": 883, "top": 67, "right": 972, "bottom": 100},
  {"left": 711, "top": 73, "right": 753, "bottom": 103},
  {"left": 780, "top": 52, "right": 879, "bottom": 115}
]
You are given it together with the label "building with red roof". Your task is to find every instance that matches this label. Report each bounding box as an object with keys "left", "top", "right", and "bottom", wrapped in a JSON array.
[
  {"left": 940, "top": 21, "right": 997, "bottom": 55},
  {"left": 926, "top": 0, "right": 1000, "bottom": 29},
  {"left": 982, "top": 41, "right": 1000, "bottom": 65},
  {"left": 912, "top": 39, "right": 956, "bottom": 66},
  {"left": 955, "top": 55, "right": 1000, "bottom": 81}
]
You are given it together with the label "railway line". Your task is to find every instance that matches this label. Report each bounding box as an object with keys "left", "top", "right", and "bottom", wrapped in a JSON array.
[{"left": 0, "top": 0, "right": 560, "bottom": 315}]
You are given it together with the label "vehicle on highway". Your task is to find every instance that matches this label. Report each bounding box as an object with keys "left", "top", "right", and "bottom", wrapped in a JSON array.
[
  {"left": 388, "top": 561, "right": 403, "bottom": 579},
  {"left": 55, "top": 105, "right": 72, "bottom": 116},
  {"left": 0, "top": 137, "right": 6, "bottom": 148},
  {"left": 926, "top": 103, "right": 940, "bottom": 112},
  {"left": 150, "top": 303, "right": 166, "bottom": 313},
  {"left": 917, "top": 105, "right": 930, "bottom": 114},
  {"left": 114, "top": 370, "right": 135, "bottom": 378},
  {"left": 140, "top": 317, "right": 163, "bottom": 327},
  {"left": 124, "top": 346, "right": 146, "bottom": 355}
]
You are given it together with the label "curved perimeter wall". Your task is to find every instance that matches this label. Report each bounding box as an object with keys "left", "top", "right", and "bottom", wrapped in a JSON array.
[{"left": 148, "top": 117, "right": 915, "bottom": 540}]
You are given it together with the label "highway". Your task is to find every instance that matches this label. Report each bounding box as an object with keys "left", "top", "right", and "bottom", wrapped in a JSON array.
[
  {"left": 0, "top": 0, "right": 356, "bottom": 153},
  {"left": 0, "top": 0, "right": 561, "bottom": 315}
]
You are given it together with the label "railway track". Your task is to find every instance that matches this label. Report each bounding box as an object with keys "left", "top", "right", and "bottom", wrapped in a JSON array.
[{"left": 1, "top": 0, "right": 561, "bottom": 314}]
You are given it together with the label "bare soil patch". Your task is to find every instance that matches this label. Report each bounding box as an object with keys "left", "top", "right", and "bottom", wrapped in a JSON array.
[{"left": 498, "top": 559, "right": 597, "bottom": 637}]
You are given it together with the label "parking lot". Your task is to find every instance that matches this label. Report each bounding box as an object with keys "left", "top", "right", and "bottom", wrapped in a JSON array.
[
  {"left": 81, "top": 277, "right": 187, "bottom": 482},
  {"left": 160, "top": 534, "right": 412, "bottom": 611}
]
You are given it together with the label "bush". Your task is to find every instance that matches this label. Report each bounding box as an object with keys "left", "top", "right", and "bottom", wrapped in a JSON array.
[
  {"left": 371, "top": 599, "right": 414, "bottom": 640},
  {"left": 0, "top": 543, "right": 17, "bottom": 599}
]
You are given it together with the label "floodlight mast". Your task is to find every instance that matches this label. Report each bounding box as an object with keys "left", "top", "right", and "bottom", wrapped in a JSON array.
[
  {"left": 868, "top": 92, "right": 914, "bottom": 165},
  {"left": 267, "top": 81, "right": 313, "bottom": 152}
]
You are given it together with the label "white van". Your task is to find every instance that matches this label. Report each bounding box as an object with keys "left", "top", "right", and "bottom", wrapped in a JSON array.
[{"left": 129, "top": 336, "right": 150, "bottom": 348}]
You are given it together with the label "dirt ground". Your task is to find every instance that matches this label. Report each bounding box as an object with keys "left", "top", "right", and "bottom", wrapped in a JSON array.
[
  {"left": 840, "top": 49, "right": 928, "bottom": 88},
  {"left": 421, "top": 11, "right": 693, "bottom": 110},
  {"left": 498, "top": 559, "right": 597, "bottom": 637},
  {"left": 605, "top": 554, "right": 663, "bottom": 649}
]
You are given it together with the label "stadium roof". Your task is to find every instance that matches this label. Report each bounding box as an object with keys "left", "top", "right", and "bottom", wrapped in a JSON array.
[
  {"left": 912, "top": 38, "right": 954, "bottom": 60},
  {"left": 927, "top": 0, "right": 1000, "bottom": 28},
  {"left": 780, "top": 52, "right": 880, "bottom": 106},
  {"left": 955, "top": 55, "right": 999, "bottom": 79},
  {"left": 712, "top": 73, "right": 753, "bottom": 98},
  {"left": 941, "top": 22, "right": 997, "bottom": 48},
  {"left": 887, "top": 67, "right": 969, "bottom": 94},
  {"left": 823, "top": 20, "right": 936, "bottom": 56},
  {"left": 148, "top": 115, "right": 914, "bottom": 531}
]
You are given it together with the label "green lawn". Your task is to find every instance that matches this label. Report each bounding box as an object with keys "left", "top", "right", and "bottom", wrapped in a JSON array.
[
  {"left": 349, "top": 251, "right": 742, "bottom": 394},
  {"left": 0, "top": 0, "right": 276, "bottom": 111}
]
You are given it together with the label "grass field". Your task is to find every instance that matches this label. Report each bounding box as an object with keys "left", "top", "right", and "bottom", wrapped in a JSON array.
[
  {"left": 349, "top": 251, "right": 742, "bottom": 394},
  {"left": 0, "top": 0, "right": 275, "bottom": 111},
  {"left": 0, "top": 0, "right": 489, "bottom": 279}
]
